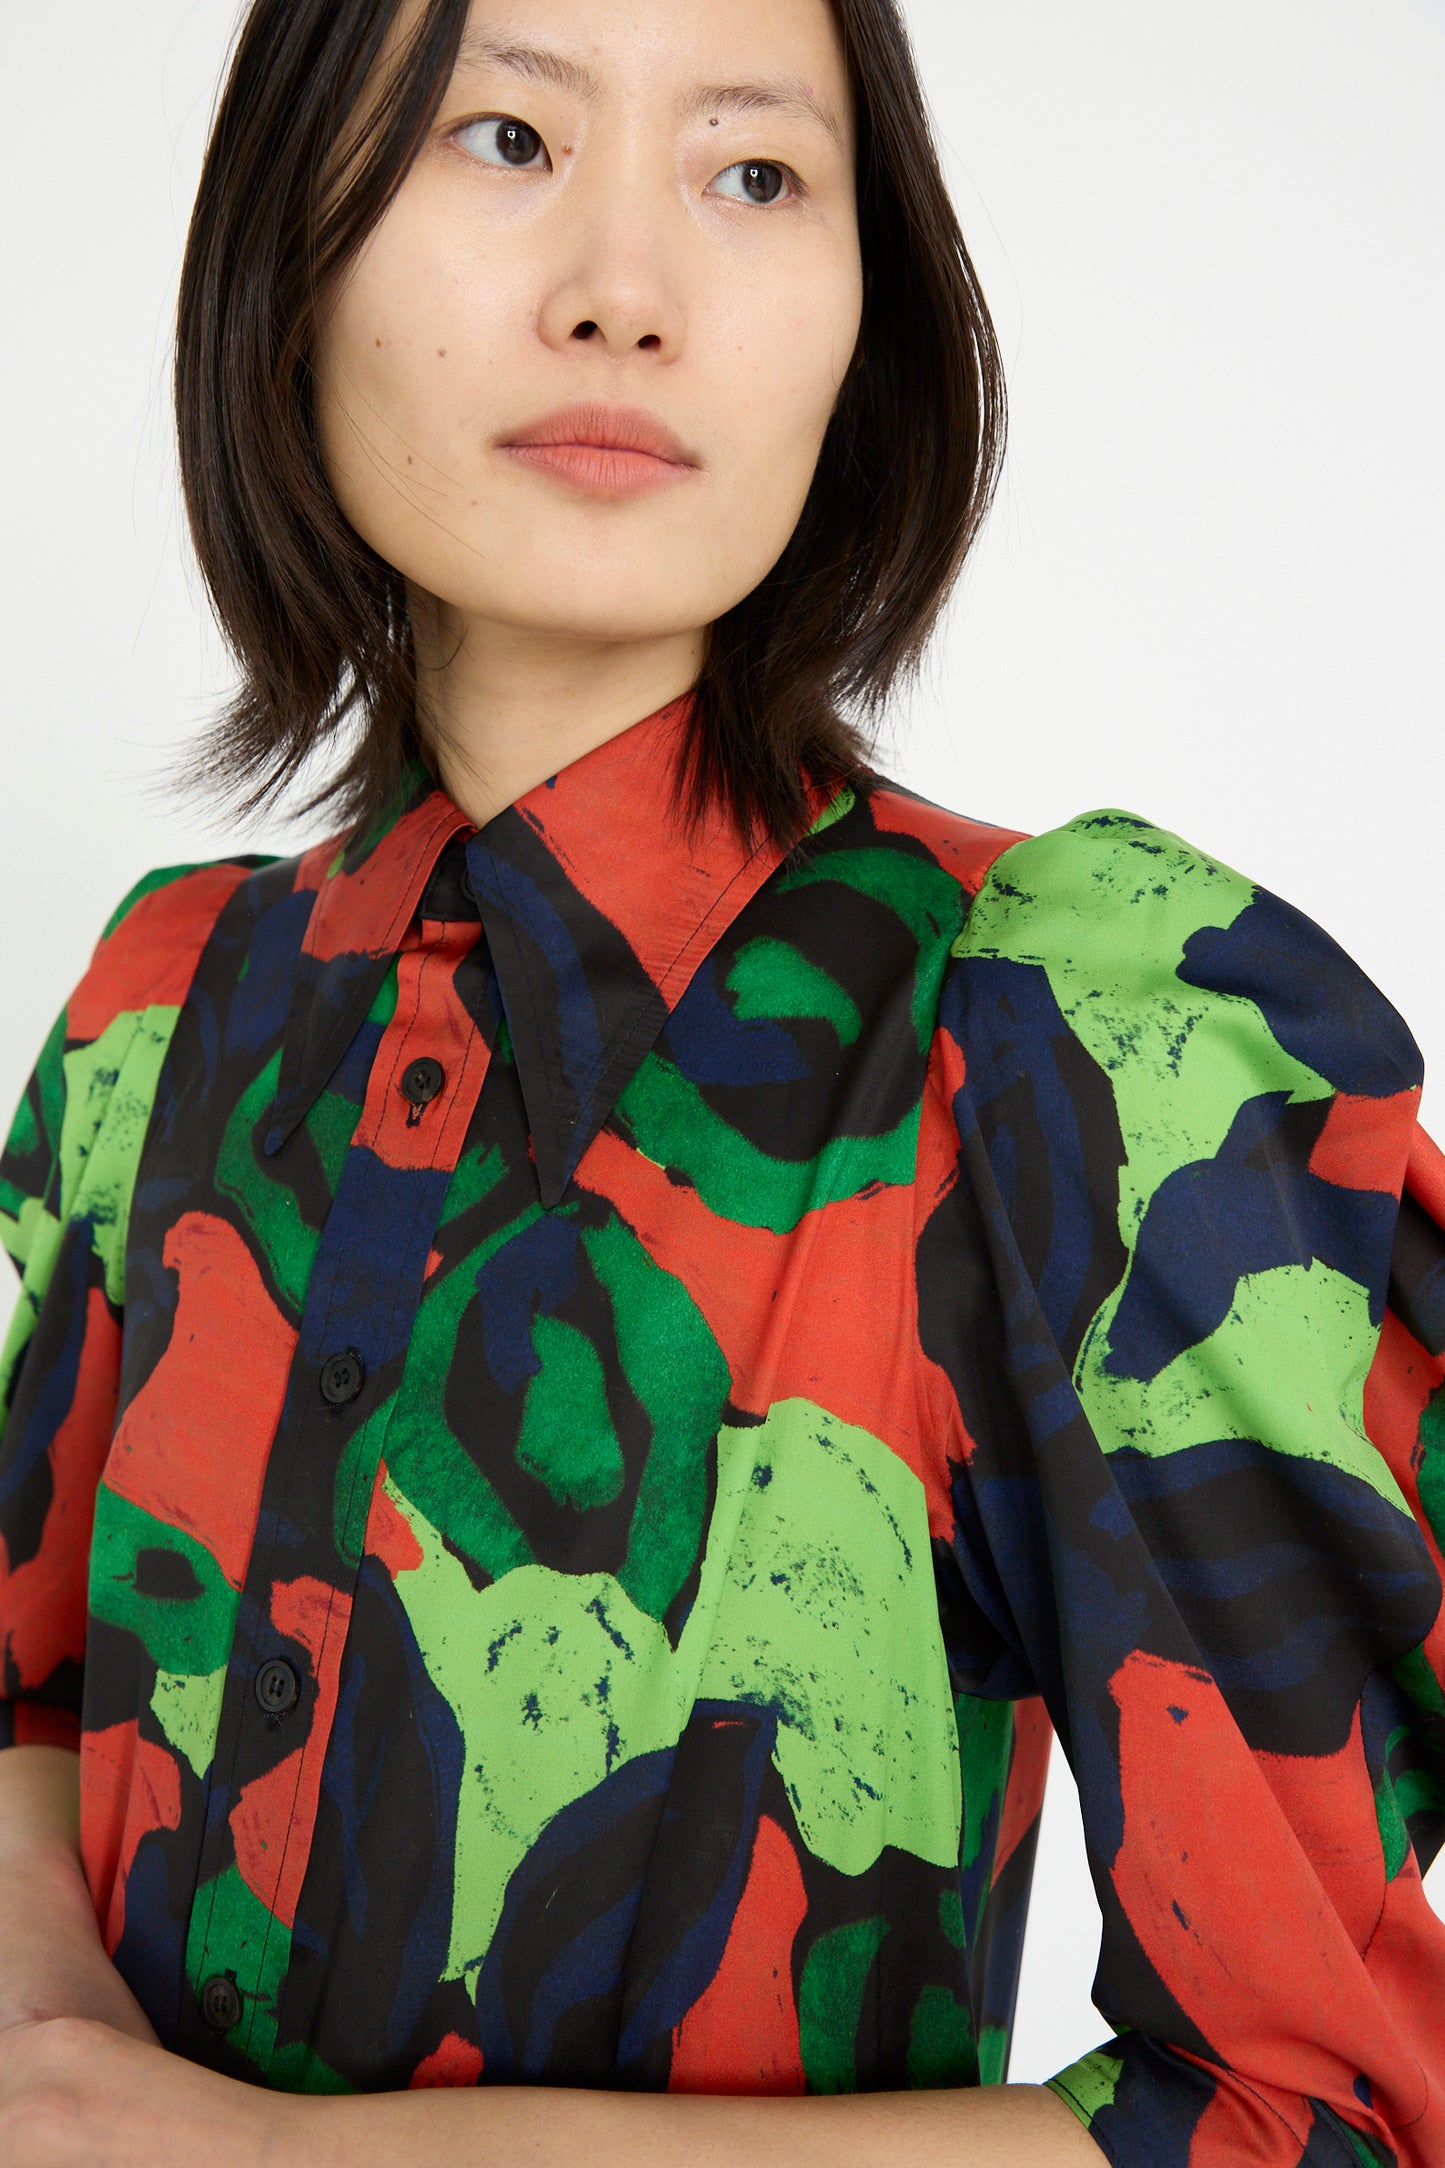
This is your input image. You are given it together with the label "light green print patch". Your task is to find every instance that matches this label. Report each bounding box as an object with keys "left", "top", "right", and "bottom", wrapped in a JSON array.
[
  {"left": 694, "top": 1399, "right": 961, "bottom": 1878},
  {"left": 385, "top": 1397, "right": 961, "bottom": 1981},
  {"left": 1047, "top": 2045, "right": 1125, "bottom": 2124},
  {"left": 1078, "top": 1263, "right": 1411, "bottom": 1510},
  {"left": 150, "top": 1663, "right": 226, "bottom": 1780},
  {"left": 61, "top": 1006, "right": 182, "bottom": 1302},
  {"left": 955, "top": 816, "right": 1332, "bottom": 1239}
]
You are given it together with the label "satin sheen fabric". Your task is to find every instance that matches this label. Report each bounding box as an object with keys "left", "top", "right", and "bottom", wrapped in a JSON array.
[{"left": 1, "top": 691, "right": 1442, "bottom": 2165}]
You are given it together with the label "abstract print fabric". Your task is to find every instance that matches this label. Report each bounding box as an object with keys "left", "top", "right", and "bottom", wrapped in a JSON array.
[{"left": 1, "top": 692, "right": 1442, "bottom": 2168}]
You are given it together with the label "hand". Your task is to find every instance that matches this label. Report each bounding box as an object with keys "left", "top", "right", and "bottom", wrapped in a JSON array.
[{"left": 0, "top": 2016, "right": 299, "bottom": 2168}]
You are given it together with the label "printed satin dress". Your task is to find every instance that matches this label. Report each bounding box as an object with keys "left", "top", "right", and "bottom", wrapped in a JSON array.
[{"left": 1, "top": 692, "right": 1443, "bottom": 2167}]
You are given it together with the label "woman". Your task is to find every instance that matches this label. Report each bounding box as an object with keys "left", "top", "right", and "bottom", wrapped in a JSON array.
[{"left": 0, "top": 1, "right": 1441, "bottom": 2163}]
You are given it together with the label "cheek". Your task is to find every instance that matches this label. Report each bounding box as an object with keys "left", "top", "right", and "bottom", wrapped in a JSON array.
[
  {"left": 315, "top": 214, "right": 511, "bottom": 477},
  {"left": 713, "top": 273, "right": 860, "bottom": 498}
]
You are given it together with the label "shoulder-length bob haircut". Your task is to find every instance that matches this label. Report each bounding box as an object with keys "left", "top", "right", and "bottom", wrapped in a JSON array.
[{"left": 175, "top": 0, "right": 1006, "bottom": 850}]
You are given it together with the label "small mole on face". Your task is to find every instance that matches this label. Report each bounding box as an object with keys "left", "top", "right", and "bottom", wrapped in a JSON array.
[
  {"left": 437, "top": 347, "right": 447, "bottom": 358},
  {"left": 374, "top": 337, "right": 382, "bottom": 347},
  {"left": 406, "top": 455, "right": 414, "bottom": 465}
]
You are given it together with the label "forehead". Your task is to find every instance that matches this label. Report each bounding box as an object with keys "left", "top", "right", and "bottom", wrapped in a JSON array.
[{"left": 441, "top": 0, "right": 854, "bottom": 148}]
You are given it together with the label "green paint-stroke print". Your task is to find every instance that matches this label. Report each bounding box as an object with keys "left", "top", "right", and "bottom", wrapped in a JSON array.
[
  {"left": 1078, "top": 1263, "right": 1411, "bottom": 1510},
  {"left": 89, "top": 1486, "right": 239, "bottom": 1679},
  {"left": 618, "top": 1053, "right": 922, "bottom": 1232},
  {"left": 583, "top": 1213, "right": 731, "bottom": 1623},
  {"left": 727, "top": 937, "right": 862, "bottom": 1047},
  {"left": 215, "top": 1054, "right": 317, "bottom": 1317},
  {"left": 694, "top": 1400, "right": 962, "bottom": 1878},
  {"left": 151, "top": 1664, "right": 227, "bottom": 1781},
  {"left": 0, "top": 1002, "right": 65, "bottom": 1222},
  {"left": 1047, "top": 2045, "right": 1125, "bottom": 2124},
  {"left": 0, "top": 1199, "right": 61, "bottom": 1413},
  {"left": 955, "top": 814, "right": 1331, "bottom": 1241},
  {"left": 906, "top": 1982, "right": 977, "bottom": 2087},
  {"left": 778, "top": 844, "right": 966, "bottom": 1052},
  {"left": 61, "top": 1006, "right": 182, "bottom": 1303},
  {"left": 384, "top": 1397, "right": 962, "bottom": 1980},
  {"left": 518, "top": 1316, "right": 625, "bottom": 1510},
  {"left": 186, "top": 1862, "right": 293, "bottom": 2076},
  {"left": 798, "top": 1916, "right": 889, "bottom": 2092},
  {"left": 978, "top": 2021, "right": 1010, "bottom": 2085}
]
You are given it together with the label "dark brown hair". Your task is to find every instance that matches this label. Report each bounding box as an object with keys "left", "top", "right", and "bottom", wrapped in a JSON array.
[{"left": 174, "top": 0, "right": 1006, "bottom": 849}]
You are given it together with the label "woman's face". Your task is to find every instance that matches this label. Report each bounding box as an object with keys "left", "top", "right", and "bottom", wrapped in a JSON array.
[{"left": 313, "top": 0, "right": 862, "bottom": 651}]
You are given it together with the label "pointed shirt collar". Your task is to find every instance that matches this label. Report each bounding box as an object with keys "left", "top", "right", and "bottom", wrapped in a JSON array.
[{"left": 263, "top": 693, "right": 821, "bottom": 1206}]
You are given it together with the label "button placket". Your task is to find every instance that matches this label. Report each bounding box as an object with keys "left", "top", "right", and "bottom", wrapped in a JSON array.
[
  {"left": 185, "top": 920, "right": 494, "bottom": 2063},
  {"left": 401, "top": 1055, "right": 446, "bottom": 1125},
  {"left": 254, "top": 1658, "right": 300, "bottom": 1717},
  {"left": 198, "top": 1973, "right": 242, "bottom": 2034}
]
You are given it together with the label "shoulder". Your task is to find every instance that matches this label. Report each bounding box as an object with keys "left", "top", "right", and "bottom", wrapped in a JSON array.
[
  {"left": 948, "top": 805, "right": 1424, "bottom": 1108},
  {"left": 65, "top": 853, "right": 282, "bottom": 1049},
  {"left": 0, "top": 852, "right": 284, "bottom": 1280},
  {"left": 839, "top": 770, "right": 1029, "bottom": 900}
]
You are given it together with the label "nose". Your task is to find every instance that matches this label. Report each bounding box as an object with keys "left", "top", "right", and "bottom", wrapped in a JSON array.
[{"left": 533, "top": 140, "right": 688, "bottom": 362}]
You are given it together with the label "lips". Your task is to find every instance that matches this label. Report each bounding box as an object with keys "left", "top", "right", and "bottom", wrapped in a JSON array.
[{"left": 498, "top": 401, "right": 695, "bottom": 467}]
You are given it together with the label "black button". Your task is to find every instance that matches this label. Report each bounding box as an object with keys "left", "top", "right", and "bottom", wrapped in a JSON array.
[
  {"left": 199, "top": 1973, "right": 241, "bottom": 2033},
  {"left": 254, "top": 1658, "right": 299, "bottom": 1716},
  {"left": 320, "top": 1349, "right": 364, "bottom": 1405},
  {"left": 401, "top": 1057, "right": 445, "bottom": 1107}
]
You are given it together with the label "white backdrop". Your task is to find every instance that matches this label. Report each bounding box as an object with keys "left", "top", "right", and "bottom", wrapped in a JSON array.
[{"left": 1, "top": 0, "right": 1441, "bottom": 2087}]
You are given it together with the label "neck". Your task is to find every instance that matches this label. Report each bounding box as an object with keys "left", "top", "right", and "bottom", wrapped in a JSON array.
[{"left": 408, "top": 587, "right": 706, "bottom": 830}]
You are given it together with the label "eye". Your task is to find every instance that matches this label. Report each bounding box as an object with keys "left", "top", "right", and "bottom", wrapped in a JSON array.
[
  {"left": 453, "top": 115, "right": 550, "bottom": 170},
  {"left": 711, "top": 159, "right": 799, "bottom": 208}
]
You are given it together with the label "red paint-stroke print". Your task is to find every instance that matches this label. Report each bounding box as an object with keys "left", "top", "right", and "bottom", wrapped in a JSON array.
[
  {"left": 103, "top": 1212, "right": 295, "bottom": 1591},
  {"left": 79, "top": 1719, "right": 182, "bottom": 1956},
  {"left": 1364, "top": 1310, "right": 1445, "bottom": 1678},
  {"left": 868, "top": 787, "right": 1026, "bottom": 894},
  {"left": 1308, "top": 1089, "right": 1419, "bottom": 1195},
  {"left": 1253, "top": 1708, "right": 1383, "bottom": 1953},
  {"left": 1406, "top": 1125, "right": 1445, "bottom": 1228},
  {"left": 2, "top": 1286, "right": 120, "bottom": 1688},
  {"left": 68, "top": 865, "right": 255, "bottom": 1042},
  {"left": 512, "top": 694, "right": 789, "bottom": 1007},
  {"left": 912, "top": 1037, "right": 985, "bottom": 1498},
  {"left": 229, "top": 1576, "right": 353, "bottom": 1929},
  {"left": 295, "top": 799, "right": 474, "bottom": 963},
  {"left": 409, "top": 2032, "right": 486, "bottom": 2087},
  {"left": 10, "top": 1705, "right": 81, "bottom": 1750},
  {"left": 994, "top": 1697, "right": 1052, "bottom": 1880},
  {"left": 1174, "top": 2049, "right": 1319, "bottom": 2166},
  {"left": 1108, "top": 1650, "right": 1427, "bottom": 2144},
  {"left": 668, "top": 1812, "right": 807, "bottom": 2095},
  {"left": 1359, "top": 1856, "right": 1445, "bottom": 2168},
  {"left": 363, "top": 1461, "right": 424, "bottom": 1579},
  {"left": 576, "top": 1125, "right": 953, "bottom": 1531},
  {"left": 351, "top": 924, "right": 489, "bottom": 1175}
]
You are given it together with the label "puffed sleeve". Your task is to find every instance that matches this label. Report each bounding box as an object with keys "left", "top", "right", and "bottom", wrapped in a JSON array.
[
  {"left": 0, "top": 866, "right": 220, "bottom": 1752},
  {"left": 924, "top": 810, "right": 1445, "bottom": 2167}
]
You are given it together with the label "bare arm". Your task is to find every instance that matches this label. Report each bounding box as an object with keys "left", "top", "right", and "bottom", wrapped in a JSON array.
[
  {"left": 278, "top": 2068, "right": 1107, "bottom": 2167},
  {"left": 0, "top": 1758, "right": 1103, "bottom": 2164},
  {"left": 0, "top": 2014, "right": 1106, "bottom": 2168},
  {"left": 0, "top": 1744, "right": 158, "bottom": 2044}
]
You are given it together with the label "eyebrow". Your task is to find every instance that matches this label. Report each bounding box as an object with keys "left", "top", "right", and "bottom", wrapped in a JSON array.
[{"left": 451, "top": 29, "right": 849, "bottom": 156}]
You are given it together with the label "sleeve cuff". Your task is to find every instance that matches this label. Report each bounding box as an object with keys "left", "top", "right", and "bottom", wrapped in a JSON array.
[{"left": 1044, "top": 2037, "right": 1384, "bottom": 2167}]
